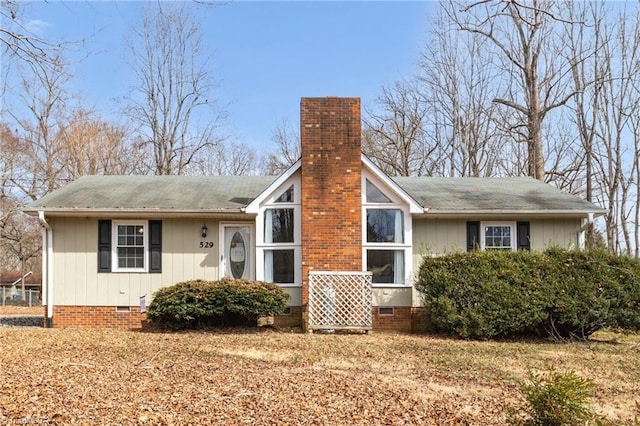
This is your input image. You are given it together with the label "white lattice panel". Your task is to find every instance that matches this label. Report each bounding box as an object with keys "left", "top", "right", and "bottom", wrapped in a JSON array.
[{"left": 308, "top": 271, "right": 372, "bottom": 331}]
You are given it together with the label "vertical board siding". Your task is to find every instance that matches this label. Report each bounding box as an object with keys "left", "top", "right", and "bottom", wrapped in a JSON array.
[{"left": 52, "top": 218, "right": 229, "bottom": 307}]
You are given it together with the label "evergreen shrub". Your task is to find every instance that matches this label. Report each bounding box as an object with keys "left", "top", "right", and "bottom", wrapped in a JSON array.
[
  {"left": 147, "top": 278, "right": 289, "bottom": 329},
  {"left": 508, "top": 368, "right": 597, "bottom": 426},
  {"left": 415, "top": 249, "right": 640, "bottom": 339}
]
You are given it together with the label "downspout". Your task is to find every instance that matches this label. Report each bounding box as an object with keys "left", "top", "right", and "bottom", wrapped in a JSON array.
[
  {"left": 578, "top": 213, "right": 594, "bottom": 250},
  {"left": 38, "top": 211, "right": 53, "bottom": 327}
]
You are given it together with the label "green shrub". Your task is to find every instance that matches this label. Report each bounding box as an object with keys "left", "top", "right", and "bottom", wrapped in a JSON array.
[
  {"left": 147, "top": 278, "right": 289, "bottom": 329},
  {"left": 509, "top": 369, "right": 597, "bottom": 426},
  {"left": 416, "top": 250, "right": 548, "bottom": 339},
  {"left": 415, "top": 249, "right": 640, "bottom": 339}
]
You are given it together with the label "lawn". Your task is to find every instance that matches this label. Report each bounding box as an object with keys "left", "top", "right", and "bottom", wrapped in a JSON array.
[{"left": 0, "top": 327, "right": 638, "bottom": 425}]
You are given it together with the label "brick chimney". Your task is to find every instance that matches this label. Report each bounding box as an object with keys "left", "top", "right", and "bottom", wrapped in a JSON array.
[{"left": 300, "top": 97, "right": 363, "bottom": 315}]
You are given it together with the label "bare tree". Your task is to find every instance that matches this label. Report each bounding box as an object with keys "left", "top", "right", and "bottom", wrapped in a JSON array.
[
  {"left": 127, "top": 3, "right": 224, "bottom": 175},
  {"left": 417, "top": 7, "right": 513, "bottom": 178},
  {"left": 56, "top": 108, "right": 145, "bottom": 179},
  {"left": 0, "top": 197, "right": 40, "bottom": 300},
  {"left": 0, "top": 0, "right": 64, "bottom": 73},
  {"left": 593, "top": 5, "right": 640, "bottom": 254},
  {"left": 363, "top": 80, "right": 435, "bottom": 177},
  {"left": 4, "top": 53, "right": 72, "bottom": 202},
  {"left": 445, "top": 0, "right": 581, "bottom": 180},
  {"left": 190, "top": 140, "right": 258, "bottom": 176},
  {"left": 261, "top": 119, "right": 301, "bottom": 175}
]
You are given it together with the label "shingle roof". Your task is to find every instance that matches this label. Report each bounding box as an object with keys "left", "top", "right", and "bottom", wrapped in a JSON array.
[
  {"left": 393, "top": 176, "right": 605, "bottom": 214},
  {"left": 24, "top": 174, "right": 604, "bottom": 216},
  {"left": 24, "top": 175, "right": 276, "bottom": 213}
]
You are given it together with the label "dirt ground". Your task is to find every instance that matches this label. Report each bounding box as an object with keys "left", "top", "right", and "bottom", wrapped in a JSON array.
[{"left": 1, "top": 327, "right": 638, "bottom": 425}]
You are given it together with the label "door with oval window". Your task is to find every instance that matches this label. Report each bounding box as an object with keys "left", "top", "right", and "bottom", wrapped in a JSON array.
[{"left": 220, "top": 225, "right": 252, "bottom": 280}]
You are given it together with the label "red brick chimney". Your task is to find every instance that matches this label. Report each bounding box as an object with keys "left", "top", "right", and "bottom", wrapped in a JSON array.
[{"left": 300, "top": 97, "right": 363, "bottom": 319}]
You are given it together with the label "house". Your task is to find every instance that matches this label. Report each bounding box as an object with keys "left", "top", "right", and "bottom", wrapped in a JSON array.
[
  {"left": 23, "top": 97, "right": 606, "bottom": 332},
  {"left": 0, "top": 271, "right": 41, "bottom": 305}
]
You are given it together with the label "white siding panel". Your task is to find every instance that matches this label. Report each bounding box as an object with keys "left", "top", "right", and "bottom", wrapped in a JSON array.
[
  {"left": 411, "top": 216, "right": 583, "bottom": 308},
  {"left": 372, "top": 287, "right": 412, "bottom": 307},
  {"left": 51, "top": 217, "right": 231, "bottom": 307},
  {"left": 282, "top": 287, "right": 302, "bottom": 306}
]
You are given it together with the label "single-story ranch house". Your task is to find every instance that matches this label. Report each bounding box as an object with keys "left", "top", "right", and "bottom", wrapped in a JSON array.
[{"left": 24, "top": 97, "right": 606, "bottom": 332}]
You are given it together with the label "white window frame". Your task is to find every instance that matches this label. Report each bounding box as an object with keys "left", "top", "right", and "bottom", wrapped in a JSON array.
[
  {"left": 112, "top": 220, "right": 148, "bottom": 273},
  {"left": 256, "top": 176, "right": 302, "bottom": 287},
  {"left": 362, "top": 173, "right": 412, "bottom": 287},
  {"left": 481, "top": 221, "right": 517, "bottom": 251}
]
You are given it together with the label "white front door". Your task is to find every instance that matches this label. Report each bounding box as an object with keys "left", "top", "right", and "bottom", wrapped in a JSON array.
[{"left": 220, "top": 225, "right": 253, "bottom": 280}]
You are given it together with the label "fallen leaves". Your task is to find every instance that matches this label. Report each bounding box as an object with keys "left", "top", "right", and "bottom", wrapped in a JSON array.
[{"left": 0, "top": 328, "right": 638, "bottom": 425}]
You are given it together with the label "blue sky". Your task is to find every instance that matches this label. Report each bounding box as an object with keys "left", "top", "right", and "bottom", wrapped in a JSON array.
[{"left": 8, "top": 1, "right": 436, "bottom": 153}]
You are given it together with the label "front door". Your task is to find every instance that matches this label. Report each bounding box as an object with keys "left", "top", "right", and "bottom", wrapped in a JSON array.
[{"left": 220, "top": 225, "right": 252, "bottom": 280}]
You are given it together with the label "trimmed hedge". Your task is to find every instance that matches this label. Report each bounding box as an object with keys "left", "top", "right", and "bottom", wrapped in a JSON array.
[
  {"left": 147, "top": 278, "right": 289, "bottom": 330},
  {"left": 415, "top": 249, "right": 640, "bottom": 339}
]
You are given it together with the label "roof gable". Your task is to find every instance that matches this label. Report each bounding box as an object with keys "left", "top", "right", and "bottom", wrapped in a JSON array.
[
  {"left": 361, "top": 155, "right": 424, "bottom": 214},
  {"left": 245, "top": 160, "right": 301, "bottom": 213}
]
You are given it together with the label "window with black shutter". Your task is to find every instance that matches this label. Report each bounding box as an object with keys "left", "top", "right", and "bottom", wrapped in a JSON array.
[
  {"left": 466, "top": 221, "right": 480, "bottom": 252},
  {"left": 149, "top": 220, "right": 162, "bottom": 273},
  {"left": 98, "top": 220, "right": 112, "bottom": 272}
]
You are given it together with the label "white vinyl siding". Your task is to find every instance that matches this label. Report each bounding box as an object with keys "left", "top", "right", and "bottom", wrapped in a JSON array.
[{"left": 50, "top": 217, "right": 221, "bottom": 307}]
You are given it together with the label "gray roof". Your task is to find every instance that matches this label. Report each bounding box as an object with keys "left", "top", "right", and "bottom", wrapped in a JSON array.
[
  {"left": 393, "top": 176, "right": 605, "bottom": 214},
  {"left": 24, "top": 174, "right": 604, "bottom": 216},
  {"left": 24, "top": 175, "right": 276, "bottom": 213}
]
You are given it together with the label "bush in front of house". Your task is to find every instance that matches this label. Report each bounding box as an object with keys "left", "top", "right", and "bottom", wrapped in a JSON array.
[
  {"left": 508, "top": 368, "right": 598, "bottom": 426},
  {"left": 147, "top": 278, "right": 289, "bottom": 330},
  {"left": 415, "top": 249, "right": 640, "bottom": 340}
]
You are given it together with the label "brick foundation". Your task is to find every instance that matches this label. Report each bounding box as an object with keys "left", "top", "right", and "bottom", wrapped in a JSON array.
[
  {"left": 273, "top": 306, "right": 304, "bottom": 329},
  {"left": 46, "top": 305, "right": 425, "bottom": 333},
  {"left": 372, "top": 307, "right": 428, "bottom": 334},
  {"left": 51, "top": 306, "right": 146, "bottom": 329}
]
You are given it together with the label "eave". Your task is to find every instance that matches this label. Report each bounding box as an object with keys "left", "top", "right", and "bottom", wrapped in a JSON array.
[
  {"left": 415, "top": 209, "right": 607, "bottom": 219},
  {"left": 22, "top": 208, "right": 255, "bottom": 219}
]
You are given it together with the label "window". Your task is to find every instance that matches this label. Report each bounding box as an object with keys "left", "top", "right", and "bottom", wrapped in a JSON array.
[
  {"left": 265, "top": 208, "right": 294, "bottom": 243},
  {"left": 98, "top": 220, "right": 162, "bottom": 273},
  {"left": 366, "top": 249, "right": 404, "bottom": 284},
  {"left": 366, "top": 179, "right": 392, "bottom": 203},
  {"left": 363, "top": 177, "right": 410, "bottom": 286},
  {"left": 264, "top": 249, "right": 294, "bottom": 283},
  {"left": 114, "top": 221, "right": 147, "bottom": 271},
  {"left": 468, "top": 221, "right": 530, "bottom": 252},
  {"left": 257, "top": 178, "right": 301, "bottom": 286},
  {"left": 367, "top": 209, "right": 403, "bottom": 243},
  {"left": 275, "top": 185, "right": 294, "bottom": 203},
  {"left": 483, "top": 224, "right": 514, "bottom": 250}
]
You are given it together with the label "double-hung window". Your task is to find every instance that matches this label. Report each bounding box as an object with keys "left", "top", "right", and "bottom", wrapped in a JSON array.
[
  {"left": 258, "top": 181, "right": 301, "bottom": 286},
  {"left": 482, "top": 223, "right": 515, "bottom": 250},
  {"left": 115, "top": 222, "right": 147, "bottom": 270},
  {"left": 363, "top": 178, "right": 410, "bottom": 285},
  {"left": 467, "top": 221, "right": 530, "bottom": 252},
  {"left": 97, "top": 220, "right": 162, "bottom": 273}
]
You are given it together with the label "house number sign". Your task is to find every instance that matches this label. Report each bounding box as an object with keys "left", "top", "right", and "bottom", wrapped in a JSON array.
[{"left": 200, "top": 241, "right": 214, "bottom": 248}]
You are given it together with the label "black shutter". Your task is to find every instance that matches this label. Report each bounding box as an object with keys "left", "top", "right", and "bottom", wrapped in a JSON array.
[
  {"left": 149, "top": 220, "right": 162, "bottom": 273},
  {"left": 517, "top": 221, "right": 531, "bottom": 251},
  {"left": 98, "top": 220, "right": 112, "bottom": 272},
  {"left": 466, "top": 221, "right": 480, "bottom": 252}
]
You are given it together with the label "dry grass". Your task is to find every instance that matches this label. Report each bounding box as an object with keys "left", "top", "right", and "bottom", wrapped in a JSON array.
[
  {"left": 0, "top": 327, "right": 638, "bottom": 425},
  {"left": 0, "top": 306, "right": 42, "bottom": 316}
]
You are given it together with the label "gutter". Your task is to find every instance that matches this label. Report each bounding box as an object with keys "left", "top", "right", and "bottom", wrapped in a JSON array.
[
  {"left": 415, "top": 209, "right": 607, "bottom": 217},
  {"left": 38, "top": 211, "right": 53, "bottom": 328}
]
